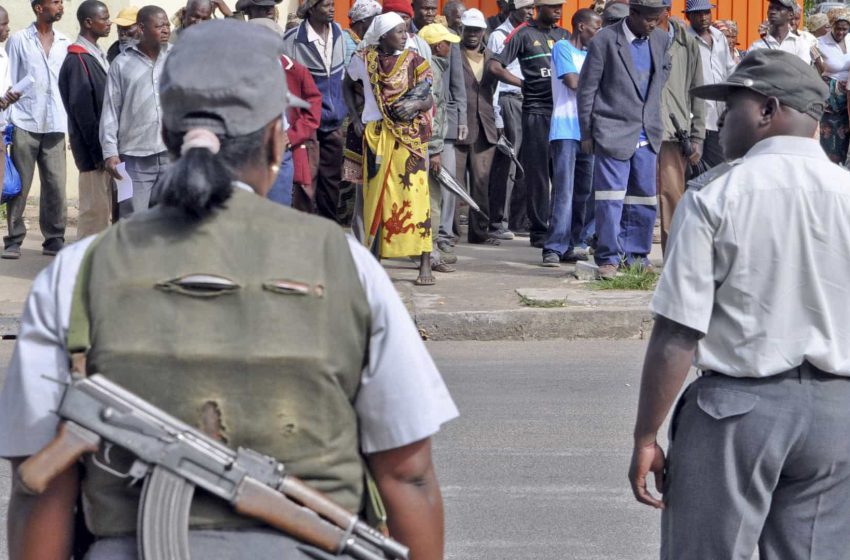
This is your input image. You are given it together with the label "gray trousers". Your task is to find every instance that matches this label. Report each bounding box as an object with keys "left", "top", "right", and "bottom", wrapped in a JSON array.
[
  {"left": 119, "top": 152, "right": 169, "bottom": 217},
  {"left": 662, "top": 365, "right": 850, "bottom": 559},
  {"left": 429, "top": 171, "right": 442, "bottom": 264},
  {"left": 438, "top": 141, "right": 457, "bottom": 244},
  {"left": 489, "top": 92, "right": 523, "bottom": 232},
  {"left": 3, "top": 128, "right": 67, "bottom": 250},
  {"left": 85, "top": 528, "right": 356, "bottom": 559}
]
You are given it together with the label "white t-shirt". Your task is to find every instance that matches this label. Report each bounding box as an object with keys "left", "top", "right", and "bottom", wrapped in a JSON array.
[
  {"left": 346, "top": 53, "right": 383, "bottom": 124},
  {"left": 0, "top": 194, "right": 458, "bottom": 457}
]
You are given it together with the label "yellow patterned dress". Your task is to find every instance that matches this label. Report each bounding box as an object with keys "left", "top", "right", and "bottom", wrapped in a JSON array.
[{"left": 361, "top": 47, "right": 433, "bottom": 259}]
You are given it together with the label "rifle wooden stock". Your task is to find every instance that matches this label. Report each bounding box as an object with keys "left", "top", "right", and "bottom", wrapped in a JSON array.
[
  {"left": 280, "top": 476, "right": 356, "bottom": 532},
  {"left": 234, "top": 477, "right": 346, "bottom": 555},
  {"left": 18, "top": 421, "right": 101, "bottom": 494}
]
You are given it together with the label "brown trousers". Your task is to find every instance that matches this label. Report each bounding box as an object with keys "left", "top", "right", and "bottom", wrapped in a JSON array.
[
  {"left": 77, "top": 169, "right": 113, "bottom": 239},
  {"left": 455, "top": 135, "right": 496, "bottom": 244},
  {"left": 657, "top": 141, "right": 687, "bottom": 255}
]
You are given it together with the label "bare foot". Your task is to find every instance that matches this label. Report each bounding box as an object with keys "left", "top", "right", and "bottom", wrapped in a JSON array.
[
  {"left": 415, "top": 252, "right": 435, "bottom": 286},
  {"left": 415, "top": 274, "right": 436, "bottom": 286}
]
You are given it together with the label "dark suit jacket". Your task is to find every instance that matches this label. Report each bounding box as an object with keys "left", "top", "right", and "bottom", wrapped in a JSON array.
[
  {"left": 457, "top": 47, "right": 499, "bottom": 147},
  {"left": 577, "top": 23, "right": 670, "bottom": 160}
]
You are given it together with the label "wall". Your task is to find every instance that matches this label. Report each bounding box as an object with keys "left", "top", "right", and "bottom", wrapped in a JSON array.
[
  {"left": 330, "top": 0, "right": 772, "bottom": 52},
  {"left": 3, "top": 0, "right": 772, "bottom": 58}
]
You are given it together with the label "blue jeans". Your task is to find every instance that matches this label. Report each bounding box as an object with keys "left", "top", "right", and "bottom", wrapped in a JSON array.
[
  {"left": 543, "top": 139, "right": 594, "bottom": 256},
  {"left": 266, "top": 150, "right": 294, "bottom": 206},
  {"left": 593, "top": 146, "right": 657, "bottom": 266}
]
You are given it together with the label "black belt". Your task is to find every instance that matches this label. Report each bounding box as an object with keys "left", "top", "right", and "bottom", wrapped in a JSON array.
[{"left": 702, "top": 361, "right": 842, "bottom": 381}]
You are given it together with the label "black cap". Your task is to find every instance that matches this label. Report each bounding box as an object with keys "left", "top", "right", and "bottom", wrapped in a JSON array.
[
  {"left": 603, "top": 2, "right": 629, "bottom": 23},
  {"left": 691, "top": 49, "right": 828, "bottom": 120},
  {"left": 160, "top": 20, "right": 289, "bottom": 137}
]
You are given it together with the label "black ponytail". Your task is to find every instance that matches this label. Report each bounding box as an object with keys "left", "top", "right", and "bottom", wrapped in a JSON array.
[
  {"left": 155, "top": 125, "right": 267, "bottom": 219},
  {"left": 157, "top": 146, "right": 233, "bottom": 220}
]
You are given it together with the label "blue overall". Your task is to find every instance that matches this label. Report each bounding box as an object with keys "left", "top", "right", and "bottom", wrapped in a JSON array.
[{"left": 593, "top": 36, "right": 658, "bottom": 267}]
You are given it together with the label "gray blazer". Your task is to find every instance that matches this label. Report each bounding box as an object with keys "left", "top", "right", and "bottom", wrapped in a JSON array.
[
  {"left": 577, "top": 23, "right": 670, "bottom": 160},
  {"left": 444, "top": 43, "right": 468, "bottom": 141}
]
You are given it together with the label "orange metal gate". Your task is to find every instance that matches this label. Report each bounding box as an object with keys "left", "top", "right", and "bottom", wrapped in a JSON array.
[{"left": 331, "top": 0, "right": 773, "bottom": 51}]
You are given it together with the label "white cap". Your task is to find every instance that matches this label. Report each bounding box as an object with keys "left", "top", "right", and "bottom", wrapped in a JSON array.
[
  {"left": 513, "top": 0, "right": 534, "bottom": 7},
  {"left": 460, "top": 8, "right": 487, "bottom": 28}
]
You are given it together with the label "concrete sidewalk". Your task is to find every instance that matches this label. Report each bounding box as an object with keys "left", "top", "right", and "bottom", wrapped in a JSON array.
[
  {"left": 0, "top": 219, "right": 661, "bottom": 341},
  {"left": 385, "top": 237, "right": 660, "bottom": 341}
]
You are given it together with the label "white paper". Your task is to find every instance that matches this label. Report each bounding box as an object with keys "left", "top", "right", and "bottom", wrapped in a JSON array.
[
  {"left": 11, "top": 75, "right": 35, "bottom": 95},
  {"left": 114, "top": 163, "right": 133, "bottom": 203}
]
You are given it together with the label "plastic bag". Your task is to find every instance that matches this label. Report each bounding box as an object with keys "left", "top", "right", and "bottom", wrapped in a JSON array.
[{"left": 2, "top": 124, "right": 22, "bottom": 204}]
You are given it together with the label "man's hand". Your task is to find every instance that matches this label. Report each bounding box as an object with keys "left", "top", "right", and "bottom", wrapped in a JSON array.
[
  {"left": 104, "top": 156, "right": 123, "bottom": 180},
  {"left": 688, "top": 139, "right": 703, "bottom": 166},
  {"left": 4, "top": 89, "right": 22, "bottom": 106},
  {"left": 457, "top": 124, "right": 468, "bottom": 142},
  {"left": 581, "top": 139, "right": 594, "bottom": 155},
  {"left": 628, "top": 440, "right": 666, "bottom": 509},
  {"left": 429, "top": 153, "right": 441, "bottom": 175},
  {"left": 211, "top": 0, "right": 233, "bottom": 15}
]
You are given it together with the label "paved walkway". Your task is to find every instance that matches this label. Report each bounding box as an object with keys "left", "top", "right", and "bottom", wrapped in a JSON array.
[{"left": 0, "top": 220, "right": 662, "bottom": 340}]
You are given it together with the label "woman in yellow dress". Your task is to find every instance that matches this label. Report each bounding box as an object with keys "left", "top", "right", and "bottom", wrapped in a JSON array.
[{"left": 345, "top": 12, "right": 436, "bottom": 285}]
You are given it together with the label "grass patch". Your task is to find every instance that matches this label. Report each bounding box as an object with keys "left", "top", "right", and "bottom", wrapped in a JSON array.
[
  {"left": 591, "top": 262, "right": 659, "bottom": 291},
  {"left": 518, "top": 294, "right": 567, "bottom": 308}
]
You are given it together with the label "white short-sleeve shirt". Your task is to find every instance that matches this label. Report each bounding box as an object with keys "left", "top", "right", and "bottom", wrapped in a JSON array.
[
  {"left": 346, "top": 54, "right": 383, "bottom": 124},
  {"left": 651, "top": 136, "right": 850, "bottom": 378},
  {"left": 0, "top": 204, "right": 458, "bottom": 457},
  {"left": 748, "top": 31, "right": 811, "bottom": 65}
]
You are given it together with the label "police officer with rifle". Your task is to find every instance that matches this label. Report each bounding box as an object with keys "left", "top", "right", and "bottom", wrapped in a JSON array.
[{"left": 0, "top": 19, "right": 458, "bottom": 560}]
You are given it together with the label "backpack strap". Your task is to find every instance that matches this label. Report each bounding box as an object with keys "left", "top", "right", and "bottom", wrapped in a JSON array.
[{"left": 67, "top": 231, "right": 108, "bottom": 375}]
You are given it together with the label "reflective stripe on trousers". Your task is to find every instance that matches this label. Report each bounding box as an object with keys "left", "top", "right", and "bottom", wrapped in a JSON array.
[{"left": 592, "top": 145, "right": 658, "bottom": 266}]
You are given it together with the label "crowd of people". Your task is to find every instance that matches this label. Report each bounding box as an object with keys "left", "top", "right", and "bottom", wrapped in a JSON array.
[{"left": 0, "top": 0, "right": 845, "bottom": 283}]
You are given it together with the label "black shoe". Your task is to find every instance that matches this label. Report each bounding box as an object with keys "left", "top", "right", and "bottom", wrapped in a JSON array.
[
  {"left": 561, "top": 248, "right": 589, "bottom": 263},
  {"left": 42, "top": 242, "right": 65, "bottom": 256},
  {"left": 541, "top": 251, "right": 560, "bottom": 267},
  {"left": 1, "top": 246, "right": 21, "bottom": 259}
]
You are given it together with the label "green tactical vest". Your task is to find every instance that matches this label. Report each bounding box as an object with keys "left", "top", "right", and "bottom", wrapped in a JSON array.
[{"left": 70, "top": 190, "right": 371, "bottom": 537}]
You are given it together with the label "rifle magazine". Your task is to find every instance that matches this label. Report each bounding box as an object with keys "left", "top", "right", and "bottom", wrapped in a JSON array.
[{"left": 138, "top": 465, "right": 195, "bottom": 560}]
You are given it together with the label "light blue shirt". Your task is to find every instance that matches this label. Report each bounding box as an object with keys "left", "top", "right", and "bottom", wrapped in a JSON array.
[
  {"left": 549, "top": 40, "right": 585, "bottom": 141},
  {"left": 6, "top": 23, "right": 70, "bottom": 134}
]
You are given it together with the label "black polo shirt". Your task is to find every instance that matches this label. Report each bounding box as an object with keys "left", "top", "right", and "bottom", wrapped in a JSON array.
[{"left": 496, "top": 20, "right": 570, "bottom": 114}]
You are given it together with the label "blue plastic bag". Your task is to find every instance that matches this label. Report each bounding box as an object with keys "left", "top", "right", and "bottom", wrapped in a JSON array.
[{"left": 2, "top": 124, "right": 21, "bottom": 204}]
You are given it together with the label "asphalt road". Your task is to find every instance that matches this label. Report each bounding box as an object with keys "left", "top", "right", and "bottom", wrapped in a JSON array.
[{"left": 0, "top": 339, "right": 668, "bottom": 559}]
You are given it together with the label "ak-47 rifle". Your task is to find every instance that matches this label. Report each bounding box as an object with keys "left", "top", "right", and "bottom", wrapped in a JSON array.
[
  {"left": 669, "top": 112, "right": 694, "bottom": 160},
  {"left": 17, "top": 373, "right": 409, "bottom": 560},
  {"left": 669, "top": 112, "right": 708, "bottom": 179}
]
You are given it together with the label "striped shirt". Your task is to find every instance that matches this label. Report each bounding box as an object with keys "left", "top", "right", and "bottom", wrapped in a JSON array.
[{"left": 99, "top": 44, "right": 170, "bottom": 159}]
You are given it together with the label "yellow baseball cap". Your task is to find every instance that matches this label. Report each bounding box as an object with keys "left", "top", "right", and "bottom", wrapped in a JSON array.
[
  {"left": 113, "top": 6, "right": 141, "bottom": 27},
  {"left": 418, "top": 23, "right": 460, "bottom": 45}
]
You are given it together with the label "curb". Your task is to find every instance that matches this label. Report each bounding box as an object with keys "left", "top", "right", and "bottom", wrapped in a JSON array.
[
  {"left": 1, "top": 307, "right": 655, "bottom": 341},
  {"left": 415, "top": 306, "right": 655, "bottom": 341}
]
